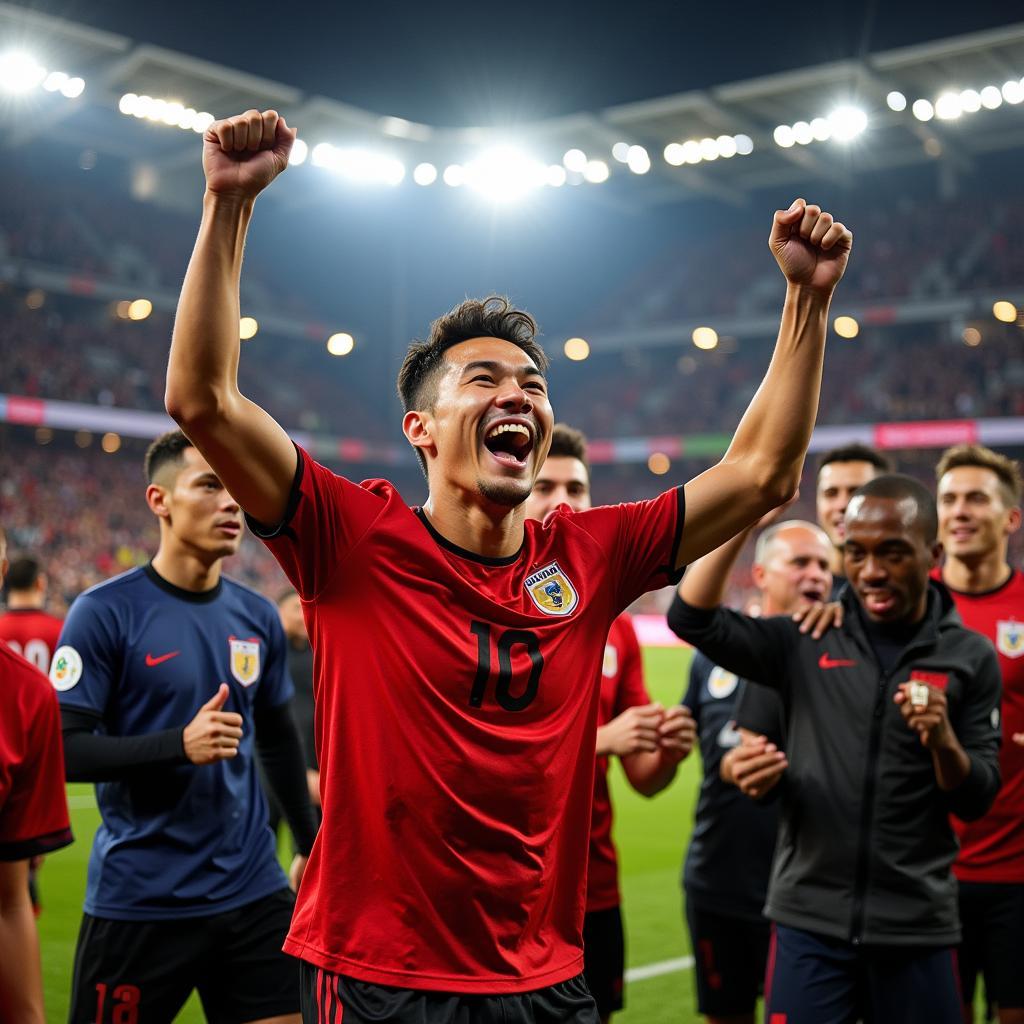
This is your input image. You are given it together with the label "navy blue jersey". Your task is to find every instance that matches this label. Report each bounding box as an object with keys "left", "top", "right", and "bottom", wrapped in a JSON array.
[
  {"left": 681, "top": 651, "right": 783, "bottom": 922},
  {"left": 52, "top": 565, "right": 293, "bottom": 920}
]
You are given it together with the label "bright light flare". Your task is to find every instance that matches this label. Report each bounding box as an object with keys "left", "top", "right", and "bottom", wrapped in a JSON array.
[
  {"left": 993, "top": 301, "right": 1018, "bottom": 323},
  {"left": 648, "top": 452, "right": 671, "bottom": 475},
  {"left": 912, "top": 99, "right": 934, "bottom": 121},
  {"left": 327, "top": 332, "right": 355, "bottom": 356},
  {"left": 288, "top": 138, "right": 308, "bottom": 166},
  {"left": 128, "top": 298, "right": 153, "bottom": 321},
  {"left": 935, "top": 92, "right": 962, "bottom": 120},
  {"left": 773, "top": 124, "right": 795, "bottom": 148},
  {"left": 626, "top": 145, "right": 650, "bottom": 173},
  {"left": 583, "top": 159, "right": 609, "bottom": 183},
  {"left": 239, "top": 316, "right": 258, "bottom": 340},
  {"left": 465, "top": 146, "right": 547, "bottom": 201},
  {"left": 564, "top": 337, "right": 590, "bottom": 361},
  {"left": 413, "top": 162, "right": 437, "bottom": 185},
  {"left": 0, "top": 51, "right": 45, "bottom": 93},
  {"left": 563, "top": 148, "right": 587, "bottom": 172},
  {"left": 834, "top": 315, "right": 859, "bottom": 339},
  {"left": 828, "top": 106, "right": 868, "bottom": 141},
  {"left": 980, "top": 85, "right": 1002, "bottom": 109},
  {"left": 886, "top": 91, "right": 907, "bottom": 112},
  {"left": 692, "top": 326, "right": 718, "bottom": 350}
]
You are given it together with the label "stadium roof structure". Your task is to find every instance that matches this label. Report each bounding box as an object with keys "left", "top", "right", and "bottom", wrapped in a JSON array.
[{"left": 2, "top": 3, "right": 1024, "bottom": 212}]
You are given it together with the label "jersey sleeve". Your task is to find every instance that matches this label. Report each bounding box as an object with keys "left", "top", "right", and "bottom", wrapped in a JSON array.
[
  {"left": 0, "top": 672, "right": 73, "bottom": 861},
  {"left": 611, "top": 617, "right": 651, "bottom": 716},
  {"left": 574, "top": 487, "right": 686, "bottom": 612},
  {"left": 681, "top": 652, "right": 710, "bottom": 727},
  {"left": 246, "top": 444, "right": 388, "bottom": 600},
  {"left": 256, "top": 608, "right": 295, "bottom": 710},
  {"left": 51, "top": 591, "right": 122, "bottom": 716},
  {"left": 735, "top": 682, "right": 786, "bottom": 747}
]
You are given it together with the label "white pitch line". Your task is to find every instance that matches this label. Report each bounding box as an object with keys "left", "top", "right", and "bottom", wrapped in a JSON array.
[{"left": 625, "top": 955, "right": 693, "bottom": 982}]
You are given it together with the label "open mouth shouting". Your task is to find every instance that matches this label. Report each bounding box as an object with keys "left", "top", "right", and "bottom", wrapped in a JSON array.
[{"left": 482, "top": 418, "right": 536, "bottom": 471}]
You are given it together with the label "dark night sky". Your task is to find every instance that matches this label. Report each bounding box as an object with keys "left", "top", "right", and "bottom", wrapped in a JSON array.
[{"left": 18, "top": 1, "right": 1024, "bottom": 125}]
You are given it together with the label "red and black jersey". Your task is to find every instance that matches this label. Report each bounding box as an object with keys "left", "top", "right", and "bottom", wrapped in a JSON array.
[
  {"left": 249, "top": 447, "right": 684, "bottom": 993},
  {"left": 587, "top": 613, "right": 649, "bottom": 914},
  {"left": 0, "top": 608, "right": 63, "bottom": 674},
  {"left": 938, "top": 567, "right": 1024, "bottom": 882},
  {"left": 0, "top": 642, "right": 73, "bottom": 861}
]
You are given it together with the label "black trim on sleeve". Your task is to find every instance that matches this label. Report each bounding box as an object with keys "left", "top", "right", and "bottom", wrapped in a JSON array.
[
  {"left": 143, "top": 564, "right": 222, "bottom": 604},
  {"left": 414, "top": 508, "right": 524, "bottom": 566},
  {"left": 0, "top": 826, "right": 74, "bottom": 863},
  {"left": 245, "top": 442, "right": 306, "bottom": 540},
  {"left": 658, "top": 486, "right": 687, "bottom": 585},
  {"left": 61, "top": 706, "right": 188, "bottom": 782}
]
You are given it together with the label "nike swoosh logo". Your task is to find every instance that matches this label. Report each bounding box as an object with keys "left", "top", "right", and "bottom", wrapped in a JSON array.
[
  {"left": 145, "top": 651, "right": 180, "bottom": 667},
  {"left": 819, "top": 653, "right": 856, "bottom": 670}
]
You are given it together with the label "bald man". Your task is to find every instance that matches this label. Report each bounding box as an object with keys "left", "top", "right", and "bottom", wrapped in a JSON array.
[{"left": 673, "top": 517, "right": 831, "bottom": 1024}]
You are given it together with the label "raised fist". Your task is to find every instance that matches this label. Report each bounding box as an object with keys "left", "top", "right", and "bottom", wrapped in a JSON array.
[
  {"left": 203, "top": 108, "right": 297, "bottom": 200},
  {"left": 769, "top": 199, "right": 853, "bottom": 295}
]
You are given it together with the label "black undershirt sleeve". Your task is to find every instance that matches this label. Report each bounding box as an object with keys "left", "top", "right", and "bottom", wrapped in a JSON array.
[
  {"left": 61, "top": 706, "right": 188, "bottom": 783},
  {"left": 255, "top": 700, "right": 319, "bottom": 856}
]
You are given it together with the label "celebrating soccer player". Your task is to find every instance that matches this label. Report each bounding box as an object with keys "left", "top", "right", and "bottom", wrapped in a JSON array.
[
  {"left": 668, "top": 474, "right": 1002, "bottom": 1024},
  {"left": 935, "top": 444, "right": 1024, "bottom": 1024},
  {"left": 54, "top": 431, "right": 317, "bottom": 1024},
  {"left": 166, "top": 106, "right": 851, "bottom": 1022},
  {"left": 525, "top": 423, "right": 695, "bottom": 1023}
]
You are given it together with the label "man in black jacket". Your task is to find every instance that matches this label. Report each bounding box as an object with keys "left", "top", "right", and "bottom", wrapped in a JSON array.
[{"left": 667, "top": 474, "right": 1001, "bottom": 1024}]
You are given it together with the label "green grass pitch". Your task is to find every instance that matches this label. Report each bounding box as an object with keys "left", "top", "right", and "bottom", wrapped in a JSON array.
[{"left": 38, "top": 645, "right": 720, "bottom": 1022}]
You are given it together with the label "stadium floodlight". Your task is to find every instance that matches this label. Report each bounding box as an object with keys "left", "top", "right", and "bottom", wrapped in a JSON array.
[
  {"left": 734, "top": 134, "right": 753, "bottom": 155},
  {"left": 716, "top": 134, "right": 737, "bottom": 158},
  {"left": 412, "top": 162, "right": 437, "bottom": 185},
  {"left": 612, "top": 142, "right": 630, "bottom": 163},
  {"left": 833, "top": 315, "right": 859, "bottom": 339},
  {"left": 239, "top": 316, "right": 258, "bottom": 340},
  {"left": 546, "top": 164, "right": 567, "bottom": 187},
  {"left": 128, "top": 299, "right": 153, "bottom": 321},
  {"left": 465, "top": 146, "right": 547, "bottom": 201},
  {"left": 993, "top": 301, "right": 1018, "bottom": 323},
  {"left": 1003, "top": 80, "right": 1024, "bottom": 105},
  {"left": 119, "top": 93, "right": 138, "bottom": 115},
  {"left": 563, "top": 337, "right": 590, "bottom": 361},
  {"left": 177, "top": 107, "right": 198, "bottom": 131},
  {"left": 692, "top": 326, "right": 718, "bottom": 350},
  {"left": 828, "top": 106, "right": 867, "bottom": 141},
  {"left": 0, "top": 51, "right": 46, "bottom": 93},
  {"left": 43, "top": 71, "right": 68, "bottom": 92},
  {"left": 327, "top": 332, "right": 355, "bottom": 356},
  {"left": 792, "top": 121, "right": 813, "bottom": 146},
  {"left": 980, "top": 85, "right": 1002, "bottom": 110},
  {"left": 681, "top": 140, "right": 702, "bottom": 163},
  {"left": 61, "top": 76, "right": 84, "bottom": 98},
  {"left": 626, "top": 145, "right": 651, "bottom": 173},
  {"left": 583, "top": 159, "right": 609, "bottom": 183},
  {"left": 162, "top": 101, "right": 185, "bottom": 126},
  {"left": 443, "top": 164, "right": 465, "bottom": 187},
  {"left": 912, "top": 98, "right": 934, "bottom": 121},
  {"left": 193, "top": 112, "right": 215, "bottom": 134},
  {"left": 333, "top": 149, "right": 405, "bottom": 186},
  {"left": 810, "top": 117, "right": 832, "bottom": 142},
  {"left": 102, "top": 432, "right": 122, "bottom": 454},
  {"left": 132, "top": 94, "right": 154, "bottom": 119},
  {"left": 647, "top": 452, "right": 671, "bottom": 476},
  {"left": 699, "top": 137, "right": 719, "bottom": 160},
  {"left": 962, "top": 327, "right": 982, "bottom": 347},
  {"left": 312, "top": 142, "right": 337, "bottom": 169},
  {"left": 935, "top": 92, "right": 962, "bottom": 120},
  {"left": 958, "top": 89, "right": 981, "bottom": 113},
  {"left": 663, "top": 142, "right": 685, "bottom": 166},
  {"left": 886, "top": 91, "right": 907, "bottom": 112},
  {"left": 563, "top": 148, "right": 587, "bottom": 172},
  {"left": 773, "top": 124, "right": 795, "bottom": 148}
]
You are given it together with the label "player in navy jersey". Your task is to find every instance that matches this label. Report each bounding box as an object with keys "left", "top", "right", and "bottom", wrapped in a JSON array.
[
  {"left": 166, "top": 106, "right": 851, "bottom": 1023},
  {"left": 525, "top": 424, "right": 696, "bottom": 1023},
  {"left": 54, "top": 430, "right": 317, "bottom": 1024},
  {"left": 674, "top": 516, "right": 832, "bottom": 1024}
]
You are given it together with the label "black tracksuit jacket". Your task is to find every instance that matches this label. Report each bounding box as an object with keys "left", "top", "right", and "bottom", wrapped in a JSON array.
[{"left": 667, "top": 582, "right": 1002, "bottom": 946}]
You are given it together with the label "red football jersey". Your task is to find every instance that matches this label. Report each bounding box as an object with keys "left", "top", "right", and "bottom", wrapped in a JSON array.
[
  {"left": 253, "top": 448, "right": 684, "bottom": 993},
  {"left": 0, "top": 608, "right": 64, "bottom": 673},
  {"left": 0, "top": 642, "right": 73, "bottom": 860},
  {"left": 586, "top": 613, "right": 650, "bottom": 914},
  {"left": 938, "top": 568, "right": 1024, "bottom": 882}
]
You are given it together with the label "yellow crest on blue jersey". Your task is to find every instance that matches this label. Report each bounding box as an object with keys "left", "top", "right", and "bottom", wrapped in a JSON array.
[
  {"left": 524, "top": 561, "right": 579, "bottom": 616},
  {"left": 229, "top": 637, "right": 261, "bottom": 686},
  {"left": 997, "top": 620, "right": 1024, "bottom": 659}
]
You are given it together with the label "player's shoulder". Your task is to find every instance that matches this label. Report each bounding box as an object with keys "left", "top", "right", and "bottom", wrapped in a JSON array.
[
  {"left": 77, "top": 566, "right": 147, "bottom": 602},
  {"left": 219, "top": 574, "right": 281, "bottom": 623},
  {"left": 0, "top": 640, "right": 54, "bottom": 705}
]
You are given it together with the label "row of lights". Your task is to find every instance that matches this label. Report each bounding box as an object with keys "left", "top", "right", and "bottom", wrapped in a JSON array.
[
  {"left": 889, "top": 78, "right": 1024, "bottom": 122},
  {"left": 0, "top": 51, "right": 83, "bottom": 97},
  {"left": 118, "top": 93, "right": 215, "bottom": 134},
  {"left": 34, "top": 427, "right": 123, "bottom": 453},
  {"left": 664, "top": 134, "right": 754, "bottom": 165},
  {"left": 773, "top": 107, "right": 868, "bottom": 148}
]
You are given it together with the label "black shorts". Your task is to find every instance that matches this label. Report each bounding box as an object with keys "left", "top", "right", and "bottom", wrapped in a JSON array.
[
  {"left": 582, "top": 905, "right": 625, "bottom": 1018},
  {"left": 299, "top": 964, "right": 598, "bottom": 1024},
  {"left": 68, "top": 888, "right": 299, "bottom": 1024},
  {"left": 685, "top": 899, "right": 770, "bottom": 1017},
  {"left": 957, "top": 880, "right": 1024, "bottom": 1011}
]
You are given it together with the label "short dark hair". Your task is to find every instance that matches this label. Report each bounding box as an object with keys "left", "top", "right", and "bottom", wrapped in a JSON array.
[
  {"left": 849, "top": 473, "right": 938, "bottom": 543},
  {"left": 144, "top": 429, "right": 194, "bottom": 483},
  {"left": 936, "top": 444, "right": 1023, "bottom": 507},
  {"left": 547, "top": 423, "right": 590, "bottom": 484},
  {"left": 817, "top": 443, "right": 892, "bottom": 480},
  {"left": 6, "top": 555, "right": 42, "bottom": 592}
]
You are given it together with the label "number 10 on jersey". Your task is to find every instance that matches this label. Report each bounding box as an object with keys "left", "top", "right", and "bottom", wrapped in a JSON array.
[{"left": 469, "top": 621, "right": 544, "bottom": 712}]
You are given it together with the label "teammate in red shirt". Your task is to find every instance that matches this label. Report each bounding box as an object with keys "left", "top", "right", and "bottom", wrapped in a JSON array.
[
  {"left": 0, "top": 554, "right": 63, "bottom": 673},
  {"left": 525, "top": 424, "right": 695, "bottom": 1023},
  {"left": 935, "top": 444, "right": 1024, "bottom": 1024},
  {"left": 166, "top": 106, "right": 851, "bottom": 1022},
  {"left": 0, "top": 527, "right": 73, "bottom": 1022}
]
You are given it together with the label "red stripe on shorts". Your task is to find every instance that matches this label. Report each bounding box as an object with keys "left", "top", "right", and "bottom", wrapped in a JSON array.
[{"left": 764, "top": 924, "right": 779, "bottom": 1010}]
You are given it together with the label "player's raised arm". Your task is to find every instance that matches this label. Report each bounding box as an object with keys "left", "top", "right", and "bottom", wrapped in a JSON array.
[
  {"left": 166, "top": 109, "right": 299, "bottom": 527},
  {"left": 676, "top": 200, "right": 852, "bottom": 568}
]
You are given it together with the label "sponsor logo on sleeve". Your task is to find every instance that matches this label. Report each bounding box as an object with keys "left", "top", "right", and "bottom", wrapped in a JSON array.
[
  {"left": 49, "top": 645, "right": 83, "bottom": 691},
  {"left": 229, "top": 636, "right": 261, "bottom": 686},
  {"left": 524, "top": 562, "right": 579, "bottom": 616},
  {"left": 996, "top": 620, "right": 1024, "bottom": 659}
]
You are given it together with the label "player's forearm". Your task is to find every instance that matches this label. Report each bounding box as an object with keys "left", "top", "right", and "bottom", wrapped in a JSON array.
[
  {"left": 0, "top": 870, "right": 45, "bottom": 1024},
  {"left": 932, "top": 738, "right": 971, "bottom": 792},
  {"left": 166, "top": 192, "right": 254, "bottom": 424},
  {"left": 679, "top": 527, "right": 753, "bottom": 609},
  {"left": 622, "top": 750, "right": 679, "bottom": 797},
  {"left": 61, "top": 708, "right": 187, "bottom": 781},
  {"left": 720, "top": 284, "right": 831, "bottom": 503}
]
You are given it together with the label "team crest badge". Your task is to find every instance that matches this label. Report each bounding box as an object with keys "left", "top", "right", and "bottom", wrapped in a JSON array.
[
  {"left": 229, "top": 637, "right": 261, "bottom": 686},
  {"left": 524, "top": 561, "right": 579, "bottom": 617},
  {"left": 708, "top": 666, "right": 739, "bottom": 700},
  {"left": 997, "top": 620, "right": 1024, "bottom": 659}
]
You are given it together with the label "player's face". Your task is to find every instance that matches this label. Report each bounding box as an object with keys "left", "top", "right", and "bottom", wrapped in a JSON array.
[
  {"left": 756, "top": 529, "right": 833, "bottom": 615},
  {"left": 937, "top": 466, "right": 1021, "bottom": 562},
  {"left": 817, "top": 461, "right": 879, "bottom": 547},
  {"left": 844, "top": 496, "right": 939, "bottom": 624},
  {"left": 156, "top": 447, "right": 244, "bottom": 558},
  {"left": 278, "top": 593, "right": 307, "bottom": 642},
  {"left": 419, "top": 337, "right": 553, "bottom": 509},
  {"left": 524, "top": 456, "right": 590, "bottom": 521}
]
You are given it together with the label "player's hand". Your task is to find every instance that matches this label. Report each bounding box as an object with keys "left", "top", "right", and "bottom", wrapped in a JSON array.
[
  {"left": 289, "top": 854, "right": 308, "bottom": 892},
  {"left": 769, "top": 199, "right": 852, "bottom": 295},
  {"left": 183, "top": 683, "right": 244, "bottom": 765},
  {"left": 793, "top": 600, "right": 844, "bottom": 638},
  {"left": 203, "top": 108, "right": 297, "bottom": 200},
  {"left": 721, "top": 734, "right": 787, "bottom": 799},
  {"left": 656, "top": 705, "right": 696, "bottom": 762},
  {"left": 894, "top": 683, "right": 953, "bottom": 750},
  {"left": 1014, "top": 732, "right": 1024, "bottom": 747},
  {"left": 597, "top": 703, "right": 664, "bottom": 757}
]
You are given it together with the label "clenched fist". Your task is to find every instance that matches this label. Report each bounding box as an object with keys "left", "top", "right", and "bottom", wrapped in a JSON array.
[
  {"left": 203, "top": 108, "right": 297, "bottom": 200},
  {"left": 183, "top": 683, "right": 244, "bottom": 765},
  {"left": 769, "top": 198, "right": 852, "bottom": 295}
]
